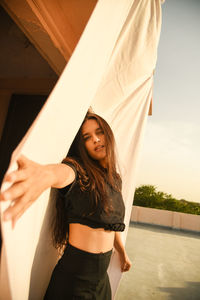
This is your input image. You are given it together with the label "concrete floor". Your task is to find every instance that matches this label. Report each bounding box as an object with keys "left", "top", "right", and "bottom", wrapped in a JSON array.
[{"left": 116, "top": 223, "right": 200, "bottom": 300}]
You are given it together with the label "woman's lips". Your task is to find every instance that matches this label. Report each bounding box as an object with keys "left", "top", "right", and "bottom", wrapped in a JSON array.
[{"left": 94, "top": 145, "right": 104, "bottom": 152}]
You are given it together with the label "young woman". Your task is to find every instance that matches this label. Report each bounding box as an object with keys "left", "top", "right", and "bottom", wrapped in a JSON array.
[{"left": 1, "top": 112, "right": 131, "bottom": 299}]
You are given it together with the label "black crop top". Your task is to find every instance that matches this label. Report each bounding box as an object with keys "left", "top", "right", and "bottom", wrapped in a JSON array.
[{"left": 59, "top": 162, "right": 125, "bottom": 232}]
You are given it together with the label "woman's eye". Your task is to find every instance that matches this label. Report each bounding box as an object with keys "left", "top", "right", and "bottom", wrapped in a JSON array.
[
  {"left": 83, "top": 136, "right": 90, "bottom": 141},
  {"left": 97, "top": 130, "right": 104, "bottom": 135}
]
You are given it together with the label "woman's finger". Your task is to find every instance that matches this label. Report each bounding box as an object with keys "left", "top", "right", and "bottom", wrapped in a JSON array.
[
  {"left": 122, "top": 264, "right": 129, "bottom": 272},
  {"left": 121, "top": 257, "right": 132, "bottom": 272},
  {"left": 0, "top": 181, "right": 28, "bottom": 201},
  {"left": 16, "top": 155, "right": 30, "bottom": 169},
  {"left": 3, "top": 169, "right": 28, "bottom": 184},
  {"left": 1, "top": 155, "right": 30, "bottom": 190},
  {"left": 3, "top": 195, "right": 32, "bottom": 222},
  {"left": 124, "top": 261, "right": 132, "bottom": 272}
]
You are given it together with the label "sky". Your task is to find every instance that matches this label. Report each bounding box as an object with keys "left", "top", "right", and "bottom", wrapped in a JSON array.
[{"left": 136, "top": 0, "right": 200, "bottom": 203}]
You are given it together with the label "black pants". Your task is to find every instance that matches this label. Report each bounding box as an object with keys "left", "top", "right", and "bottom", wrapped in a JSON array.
[{"left": 44, "top": 243, "right": 112, "bottom": 300}]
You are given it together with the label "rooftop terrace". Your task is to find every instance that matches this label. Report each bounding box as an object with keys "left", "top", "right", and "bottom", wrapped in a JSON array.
[{"left": 116, "top": 223, "right": 200, "bottom": 300}]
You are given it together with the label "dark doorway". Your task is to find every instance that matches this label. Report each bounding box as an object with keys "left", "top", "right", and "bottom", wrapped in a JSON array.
[
  {"left": 0, "top": 94, "right": 46, "bottom": 186},
  {"left": 0, "top": 94, "right": 46, "bottom": 250}
]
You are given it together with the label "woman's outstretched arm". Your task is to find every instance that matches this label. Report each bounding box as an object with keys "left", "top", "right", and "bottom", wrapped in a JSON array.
[
  {"left": 0, "top": 155, "right": 75, "bottom": 226},
  {"left": 114, "top": 232, "right": 132, "bottom": 272}
]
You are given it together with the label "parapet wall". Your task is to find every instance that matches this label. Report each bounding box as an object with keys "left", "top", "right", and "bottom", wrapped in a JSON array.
[{"left": 131, "top": 206, "right": 200, "bottom": 232}]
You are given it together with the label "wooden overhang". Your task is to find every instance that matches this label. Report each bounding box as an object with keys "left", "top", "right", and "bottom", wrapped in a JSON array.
[{"left": 1, "top": 0, "right": 152, "bottom": 114}]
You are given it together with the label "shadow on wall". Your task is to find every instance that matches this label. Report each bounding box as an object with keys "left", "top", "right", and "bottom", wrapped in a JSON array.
[{"left": 158, "top": 281, "right": 200, "bottom": 300}]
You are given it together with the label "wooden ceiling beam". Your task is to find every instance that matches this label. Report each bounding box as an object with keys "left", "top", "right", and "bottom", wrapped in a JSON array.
[
  {"left": 1, "top": 0, "right": 65, "bottom": 74},
  {"left": 26, "top": 0, "right": 97, "bottom": 60},
  {"left": 1, "top": 0, "right": 97, "bottom": 74}
]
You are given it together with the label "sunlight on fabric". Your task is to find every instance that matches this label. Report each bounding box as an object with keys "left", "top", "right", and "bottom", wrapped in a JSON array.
[{"left": 0, "top": 0, "right": 162, "bottom": 299}]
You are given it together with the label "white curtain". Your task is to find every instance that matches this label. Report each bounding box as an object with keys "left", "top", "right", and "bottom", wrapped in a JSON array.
[{"left": 0, "top": 0, "right": 162, "bottom": 299}]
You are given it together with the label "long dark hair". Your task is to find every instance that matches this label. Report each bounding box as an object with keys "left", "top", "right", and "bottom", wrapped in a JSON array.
[{"left": 52, "top": 112, "right": 121, "bottom": 250}]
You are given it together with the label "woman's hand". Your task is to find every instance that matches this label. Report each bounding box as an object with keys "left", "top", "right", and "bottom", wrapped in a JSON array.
[
  {"left": 118, "top": 252, "right": 132, "bottom": 272},
  {"left": 0, "top": 155, "right": 54, "bottom": 227},
  {"left": 114, "top": 232, "right": 132, "bottom": 272}
]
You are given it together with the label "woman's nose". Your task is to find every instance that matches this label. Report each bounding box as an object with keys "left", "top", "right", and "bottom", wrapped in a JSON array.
[{"left": 93, "top": 135, "right": 100, "bottom": 143}]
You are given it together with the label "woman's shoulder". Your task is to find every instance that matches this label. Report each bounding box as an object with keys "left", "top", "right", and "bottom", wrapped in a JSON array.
[
  {"left": 62, "top": 157, "right": 89, "bottom": 186},
  {"left": 62, "top": 157, "right": 80, "bottom": 176}
]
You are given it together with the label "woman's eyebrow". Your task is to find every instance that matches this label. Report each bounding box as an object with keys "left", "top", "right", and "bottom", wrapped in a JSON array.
[
  {"left": 82, "top": 127, "right": 102, "bottom": 137},
  {"left": 82, "top": 132, "right": 90, "bottom": 138}
]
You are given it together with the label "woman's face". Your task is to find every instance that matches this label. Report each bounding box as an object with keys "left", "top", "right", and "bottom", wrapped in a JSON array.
[{"left": 81, "top": 119, "right": 107, "bottom": 167}]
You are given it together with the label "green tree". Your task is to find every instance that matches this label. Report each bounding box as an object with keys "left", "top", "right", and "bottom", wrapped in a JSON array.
[{"left": 133, "top": 185, "right": 200, "bottom": 215}]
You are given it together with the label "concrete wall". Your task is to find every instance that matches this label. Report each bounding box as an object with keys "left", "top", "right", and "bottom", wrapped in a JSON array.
[{"left": 131, "top": 205, "right": 200, "bottom": 232}]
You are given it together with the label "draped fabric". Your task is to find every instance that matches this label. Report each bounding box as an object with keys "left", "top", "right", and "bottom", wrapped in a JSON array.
[
  {"left": 0, "top": 0, "right": 162, "bottom": 299},
  {"left": 92, "top": 1, "right": 162, "bottom": 294}
]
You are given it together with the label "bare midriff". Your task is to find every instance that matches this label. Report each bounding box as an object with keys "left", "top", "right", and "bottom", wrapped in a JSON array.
[{"left": 68, "top": 223, "right": 115, "bottom": 254}]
